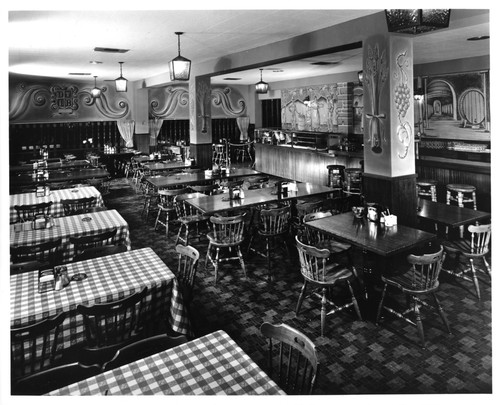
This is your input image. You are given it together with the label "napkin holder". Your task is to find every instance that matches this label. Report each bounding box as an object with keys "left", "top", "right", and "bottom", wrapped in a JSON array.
[
  {"left": 38, "top": 269, "right": 55, "bottom": 293},
  {"left": 229, "top": 186, "right": 243, "bottom": 200},
  {"left": 36, "top": 185, "right": 50, "bottom": 197},
  {"left": 32, "top": 214, "right": 52, "bottom": 230},
  {"left": 384, "top": 214, "right": 397, "bottom": 227},
  {"left": 54, "top": 266, "right": 70, "bottom": 291}
]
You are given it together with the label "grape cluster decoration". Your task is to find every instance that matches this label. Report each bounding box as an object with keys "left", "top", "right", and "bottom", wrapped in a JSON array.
[
  {"left": 394, "top": 82, "right": 411, "bottom": 119},
  {"left": 393, "top": 51, "right": 412, "bottom": 159}
]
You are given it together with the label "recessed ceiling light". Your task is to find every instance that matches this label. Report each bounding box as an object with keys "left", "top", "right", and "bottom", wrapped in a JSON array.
[
  {"left": 467, "top": 35, "right": 489, "bottom": 41},
  {"left": 223, "top": 78, "right": 242, "bottom": 81},
  {"left": 69, "top": 72, "right": 92, "bottom": 75},
  {"left": 272, "top": 69, "right": 284, "bottom": 73},
  {"left": 94, "top": 47, "right": 130, "bottom": 53},
  {"left": 89, "top": 61, "right": 102, "bottom": 64},
  {"left": 310, "top": 61, "right": 339, "bottom": 66}
]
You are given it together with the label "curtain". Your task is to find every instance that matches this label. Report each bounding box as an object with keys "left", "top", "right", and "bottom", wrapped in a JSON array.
[
  {"left": 117, "top": 120, "right": 135, "bottom": 148},
  {"left": 236, "top": 116, "right": 250, "bottom": 142},
  {"left": 149, "top": 118, "right": 164, "bottom": 147}
]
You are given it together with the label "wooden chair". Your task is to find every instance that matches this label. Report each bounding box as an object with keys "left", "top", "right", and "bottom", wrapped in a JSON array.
[
  {"left": 49, "top": 181, "right": 72, "bottom": 190},
  {"left": 247, "top": 205, "right": 291, "bottom": 281},
  {"left": 102, "top": 334, "right": 188, "bottom": 372},
  {"left": 76, "top": 286, "right": 149, "bottom": 353},
  {"left": 61, "top": 196, "right": 97, "bottom": 216},
  {"left": 14, "top": 201, "right": 53, "bottom": 223},
  {"left": 154, "top": 187, "right": 191, "bottom": 240},
  {"left": 10, "top": 238, "right": 63, "bottom": 267},
  {"left": 295, "top": 235, "right": 362, "bottom": 336},
  {"left": 442, "top": 223, "right": 491, "bottom": 300},
  {"left": 375, "top": 245, "right": 451, "bottom": 348},
  {"left": 205, "top": 214, "right": 246, "bottom": 284},
  {"left": 78, "top": 206, "right": 108, "bottom": 214},
  {"left": 260, "top": 322, "right": 319, "bottom": 395},
  {"left": 11, "top": 312, "right": 67, "bottom": 381},
  {"left": 446, "top": 183, "right": 478, "bottom": 238},
  {"left": 175, "top": 244, "right": 200, "bottom": 305},
  {"left": 69, "top": 228, "right": 118, "bottom": 261},
  {"left": 73, "top": 244, "right": 127, "bottom": 262},
  {"left": 174, "top": 193, "right": 210, "bottom": 246},
  {"left": 11, "top": 362, "right": 101, "bottom": 395},
  {"left": 11, "top": 260, "right": 52, "bottom": 275}
]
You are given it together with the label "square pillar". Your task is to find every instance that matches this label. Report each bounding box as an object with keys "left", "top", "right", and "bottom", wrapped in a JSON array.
[{"left": 189, "top": 76, "right": 212, "bottom": 169}]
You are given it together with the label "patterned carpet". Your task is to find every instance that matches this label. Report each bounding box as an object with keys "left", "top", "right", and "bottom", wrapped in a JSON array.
[{"left": 103, "top": 174, "right": 492, "bottom": 396}]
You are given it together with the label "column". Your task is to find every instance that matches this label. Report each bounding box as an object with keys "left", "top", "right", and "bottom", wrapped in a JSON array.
[
  {"left": 362, "top": 33, "right": 417, "bottom": 226},
  {"left": 188, "top": 75, "right": 212, "bottom": 169}
]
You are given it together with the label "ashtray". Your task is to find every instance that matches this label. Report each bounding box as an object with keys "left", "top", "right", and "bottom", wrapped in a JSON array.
[
  {"left": 82, "top": 217, "right": 92, "bottom": 222},
  {"left": 71, "top": 273, "right": 87, "bottom": 282},
  {"left": 71, "top": 189, "right": 79, "bottom": 193}
]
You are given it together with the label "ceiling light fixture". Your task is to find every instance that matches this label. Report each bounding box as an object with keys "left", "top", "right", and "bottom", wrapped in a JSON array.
[
  {"left": 169, "top": 32, "right": 191, "bottom": 81},
  {"left": 90, "top": 75, "right": 101, "bottom": 98},
  {"left": 255, "top": 69, "right": 269, "bottom": 94},
  {"left": 357, "top": 70, "right": 364, "bottom": 85},
  {"left": 385, "top": 9, "right": 451, "bottom": 35},
  {"left": 467, "top": 35, "right": 489, "bottom": 41},
  {"left": 115, "top": 62, "right": 128, "bottom": 92}
]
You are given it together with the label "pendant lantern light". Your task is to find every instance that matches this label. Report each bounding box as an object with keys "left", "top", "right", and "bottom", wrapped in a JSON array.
[
  {"left": 385, "top": 9, "right": 451, "bottom": 35},
  {"left": 255, "top": 69, "right": 269, "bottom": 94},
  {"left": 91, "top": 75, "right": 101, "bottom": 98},
  {"left": 169, "top": 32, "right": 191, "bottom": 81},
  {"left": 115, "top": 62, "right": 128, "bottom": 92}
]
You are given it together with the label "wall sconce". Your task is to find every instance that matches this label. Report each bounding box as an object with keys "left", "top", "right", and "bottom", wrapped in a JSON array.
[
  {"left": 90, "top": 76, "right": 101, "bottom": 98},
  {"left": 357, "top": 70, "right": 364, "bottom": 85},
  {"left": 385, "top": 9, "right": 451, "bottom": 35},
  {"left": 255, "top": 69, "right": 269, "bottom": 94},
  {"left": 169, "top": 32, "right": 191, "bottom": 81},
  {"left": 115, "top": 62, "right": 128, "bottom": 92}
]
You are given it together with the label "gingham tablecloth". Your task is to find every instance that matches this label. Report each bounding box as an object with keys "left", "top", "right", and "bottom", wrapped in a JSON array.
[
  {"left": 11, "top": 248, "right": 191, "bottom": 351},
  {"left": 9, "top": 185, "right": 104, "bottom": 223},
  {"left": 10, "top": 209, "right": 131, "bottom": 262},
  {"left": 48, "top": 330, "right": 284, "bottom": 395}
]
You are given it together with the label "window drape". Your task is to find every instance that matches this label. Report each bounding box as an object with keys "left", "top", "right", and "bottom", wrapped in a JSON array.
[
  {"left": 236, "top": 116, "right": 250, "bottom": 142},
  {"left": 117, "top": 120, "right": 135, "bottom": 148},
  {"left": 149, "top": 118, "right": 164, "bottom": 146}
]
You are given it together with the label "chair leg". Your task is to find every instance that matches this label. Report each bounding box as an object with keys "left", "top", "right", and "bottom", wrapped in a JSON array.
[
  {"left": 295, "top": 281, "right": 307, "bottom": 316},
  {"left": 213, "top": 247, "right": 220, "bottom": 284},
  {"left": 469, "top": 258, "right": 481, "bottom": 300},
  {"left": 237, "top": 246, "right": 246, "bottom": 278},
  {"left": 266, "top": 237, "right": 272, "bottom": 281},
  {"left": 154, "top": 208, "right": 162, "bottom": 230},
  {"left": 375, "top": 284, "right": 387, "bottom": 324},
  {"left": 347, "top": 280, "right": 362, "bottom": 321},
  {"left": 432, "top": 293, "right": 451, "bottom": 334},
  {"left": 412, "top": 296, "right": 426, "bottom": 348},
  {"left": 483, "top": 256, "right": 491, "bottom": 279},
  {"left": 165, "top": 212, "right": 170, "bottom": 239},
  {"left": 321, "top": 288, "right": 327, "bottom": 336}
]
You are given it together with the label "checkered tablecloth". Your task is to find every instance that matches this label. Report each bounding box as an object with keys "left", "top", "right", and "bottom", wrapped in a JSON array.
[
  {"left": 10, "top": 209, "right": 131, "bottom": 262},
  {"left": 9, "top": 185, "right": 104, "bottom": 223},
  {"left": 11, "top": 248, "right": 191, "bottom": 351},
  {"left": 48, "top": 330, "right": 284, "bottom": 395}
]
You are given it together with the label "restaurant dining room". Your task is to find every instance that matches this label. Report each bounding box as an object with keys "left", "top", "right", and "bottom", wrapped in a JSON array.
[{"left": 3, "top": 3, "right": 495, "bottom": 402}]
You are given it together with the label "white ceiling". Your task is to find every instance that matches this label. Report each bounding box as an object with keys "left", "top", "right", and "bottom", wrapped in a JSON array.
[{"left": 7, "top": 8, "right": 490, "bottom": 86}]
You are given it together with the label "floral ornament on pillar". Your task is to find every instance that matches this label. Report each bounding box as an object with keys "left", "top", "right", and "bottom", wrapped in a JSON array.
[
  {"left": 365, "top": 44, "right": 388, "bottom": 154},
  {"left": 393, "top": 51, "right": 412, "bottom": 159},
  {"left": 197, "top": 81, "right": 211, "bottom": 133}
]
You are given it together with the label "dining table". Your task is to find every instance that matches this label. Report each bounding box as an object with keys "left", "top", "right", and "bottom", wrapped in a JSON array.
[
  {"left": 145, "top": 167, "right": 261, "bottom": 189},
  {"left": 186, "top": 182, "right": 334, "bottom": 215},
  {"left": 11, "top": 248, "right": 191, "bottom": 363},
  {"left": 10, "top": 159, "right": 91, "bottom": 173},
  {"left": 417, "top": 198, "right": 490, "bottom": 229},
  {"left": 10, "top": 209, "right": 131, "bottom": 262},
  {"left": 10, "top": 168, "right": 110, "bottom": 188},
  {"left": 142, "top": 161, "right": 193, "bottom": 173},
  {"left": 9, "top": 185, "right": 104, "bottom": 223},
  {"left": 47, "top": 329, "right": 284, "bottom": 395}
]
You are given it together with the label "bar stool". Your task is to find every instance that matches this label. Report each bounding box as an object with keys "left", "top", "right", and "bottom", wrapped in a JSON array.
[
  {"left": 446, "top": 183, "right": 477, "bottom": 238},
  {"left": 213, "top": 143, "right": 228, "bottom": 167},
  {"left": 326, "top": 165, "right": 344, "bottom": 197},
  {"left": 416, "top": 179, "right": 438, "bottom": 202},
  {"left": 343, "top": 168, "right": 362, "bottom": 210}
]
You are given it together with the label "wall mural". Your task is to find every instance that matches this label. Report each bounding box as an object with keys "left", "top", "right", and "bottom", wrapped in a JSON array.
[
  {"left": 393, "top": 50, "right": 412, "bottom": 159},
  {"left": 9, "top": 82, "right": 130, "bottom": 121},
  {"left": 422, "top": 71, "right": 490, "bottom": 140},
  {"left": 150, "top": 85, "right": 247, "bottom": 120},
  {"left": 280, "top": 84, "right": 341, "bottom": 132},
  {"left": 364, "top": 43, "right": 388, "bottom": 154}
]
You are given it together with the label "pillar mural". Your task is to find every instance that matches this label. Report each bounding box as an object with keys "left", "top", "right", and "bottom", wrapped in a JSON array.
[
  {"left": 363, "top": 34, "right": 415, "bottom": 177},
  {"left": 188, "top": 75, "right": 212, "bottom": 168}
]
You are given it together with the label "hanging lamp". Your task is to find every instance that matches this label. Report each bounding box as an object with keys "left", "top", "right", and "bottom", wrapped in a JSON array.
[
  {"left": 255, "top": 69, "right": 269, "bottom": 94},
  {"left": 115, "top": 62, "right": 128, "bottom": 92},
  {"left": 385, "top": 9, "right": 451, "bottom": 35},
  {"left": 91, "top": 75, "right": 101, "bottom": 98},
  {"left": 169, "top": 32, "right": 191, "bottom": 81}
]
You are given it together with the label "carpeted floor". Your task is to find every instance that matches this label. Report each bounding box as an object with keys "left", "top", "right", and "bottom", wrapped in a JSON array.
[{"left": 103, "top": 172, "right": 492, "bottom": 395}]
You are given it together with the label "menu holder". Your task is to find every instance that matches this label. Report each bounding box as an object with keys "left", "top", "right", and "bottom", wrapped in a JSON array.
[{"left": 38, "top": 269, "right": 55, "bottom": 293}]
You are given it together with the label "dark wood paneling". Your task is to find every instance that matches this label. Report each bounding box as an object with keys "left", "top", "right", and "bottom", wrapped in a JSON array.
[
  {"left": 190, "top": 143, "right": 212, "bottom": 170},
  {"left": 261, "top": 99, "right": 282, "bottom": 128},
  {"left": 362, "top": 173, "right": 418, "bottom": 227}
]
